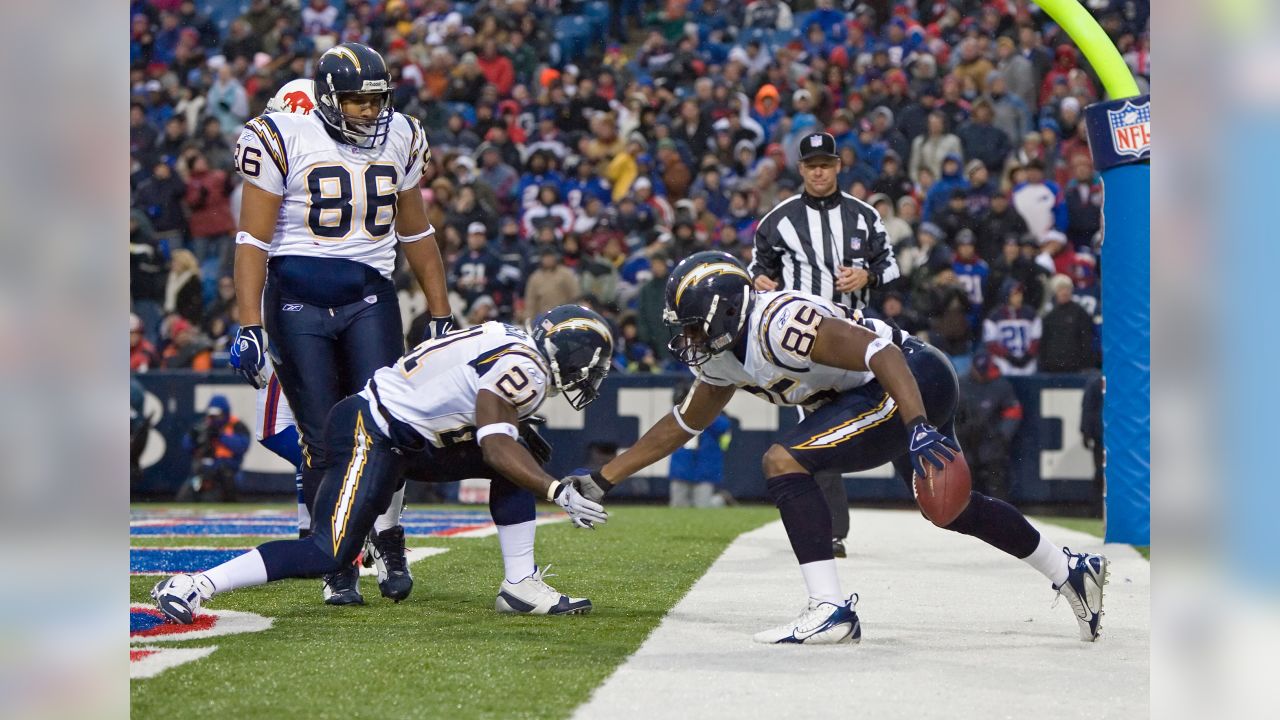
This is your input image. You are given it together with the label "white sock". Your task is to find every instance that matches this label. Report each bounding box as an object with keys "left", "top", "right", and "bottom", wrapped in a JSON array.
[
  {"left": 496, "top": 520, "right": 537, "bottom": 584},
  {"left": 373, "top": 485, "right": 406, "bottom": 533},
  {"left": 1023, "top": 535, "right": 1070, "bottom": 586},
  {"left": 296, "top": 471, "right": 310, "bottom": 533},
  {"left": 197, "top": 549, "right": 268, "bottom": 597},
  {"left": 799, "top": 559, "right": 845, "bottom": 605}
]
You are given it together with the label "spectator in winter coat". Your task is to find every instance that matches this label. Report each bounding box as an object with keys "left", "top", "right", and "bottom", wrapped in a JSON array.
[
  {"left": 635, "top": 253, "right": 676, "bottom": 353},
  {"left": 180, "top": 150, "right": 235, "bottom": 271},
  {"left": 1039, "top": 274, "right": 1097, "bottom": 372},
  {"left": 922, "top": 154, "right": 968, "bottom": 222},
  {"left": 164, "top": 249, "right": 204, "bottom": 326},
  {"left": 995, "top": 35, "right": 1037, "bottom": 112},
  {"left": 521, "top": 184, "right": 575, "bottom": 240},
  {"left": 1037, "top": 229, "right": 1078, "bottom": 277},
  {"left": 977, "top": 192, "right": 1028, "bottom": 263},
  {"left": 130, "top": 313, "right": 160, "bottom": 372},
  {"left": 986, "top": 72, "right": 1032, "bottom": 148},
  {"left": 909, "top": 112, "right": 963, "bottom": 183},
  {"left": 1064, "top": 154, "right": 1104, "bottom": 248},
  {"left": 957, "top": 100, "right": 1012, "bottom": 175},
  {"left": 161, "top": 316, "right": 213, "bottom": 371},
  {"left": 452, "top": 222, "right": 504, "bottom": 308},
  {"left": 206, "top": 65, "right": 248, "bottom": 136},
  {"left": 956, "top": 350, "right": 1024, "bottom": 499},
  {"left": 919, "top": 269, "right": 974, "bottom": 359},
  {"left": 522, "top": 248, "right": 581, "bottom": 322}
]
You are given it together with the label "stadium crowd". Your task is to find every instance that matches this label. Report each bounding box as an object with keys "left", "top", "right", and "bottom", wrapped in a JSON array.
[{"left": 129, "top": 0, "right": 1149, "bottom": 377}]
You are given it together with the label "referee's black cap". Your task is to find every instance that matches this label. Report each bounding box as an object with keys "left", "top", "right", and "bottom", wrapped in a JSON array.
[{"left": 798, "top": 132, "right": 839, "bottom": 162}]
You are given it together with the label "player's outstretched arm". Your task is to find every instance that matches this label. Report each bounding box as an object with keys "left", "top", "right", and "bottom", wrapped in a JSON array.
[
  {"left": 810, "top": 318, "right": 928, "bottom": 426},
  {"left": 396, "top": 188, "right": 453, "bottom": 324},
  {"left": 475, "top": 389, "right": 607, "bottom": 528},
  {"left": 590, "top": 381, "right": 737, "bottom": 494}
]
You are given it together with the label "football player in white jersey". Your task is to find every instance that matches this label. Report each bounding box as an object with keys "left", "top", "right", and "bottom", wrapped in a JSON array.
[
  {"left": 154, "top": 305, "right": 614, "bottom": 623},
  {"left": 566, "top": 252, "right": 1109, "bottom": 644},
  {"left": 229, "top": 44, "right": 454, "bottom": 605}
]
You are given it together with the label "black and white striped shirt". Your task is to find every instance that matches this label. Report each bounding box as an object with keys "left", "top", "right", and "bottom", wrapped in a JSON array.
[{"left": 748, "top": 191, "right": 901, "bottom": 310}]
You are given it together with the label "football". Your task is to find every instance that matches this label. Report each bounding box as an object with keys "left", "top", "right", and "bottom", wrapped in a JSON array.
[{"left": 913, "top": 453, "right": 972, "bottom": 526}]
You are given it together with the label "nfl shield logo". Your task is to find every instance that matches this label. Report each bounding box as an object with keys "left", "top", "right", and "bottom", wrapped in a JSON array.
[{"left": 1106, "top": 101, "right": 1150, "bottom": 159}]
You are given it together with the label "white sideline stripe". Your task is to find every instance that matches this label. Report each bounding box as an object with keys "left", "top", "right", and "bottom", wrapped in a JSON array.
[
  {"left": 443, "top": 515, "right": 566, "bottom": 538},
  {"left": 573, "top": 510, "right": 1149, "bottom": 720},
  {"left": 358, "top": 546, "right": 448, "bottom": 577}
]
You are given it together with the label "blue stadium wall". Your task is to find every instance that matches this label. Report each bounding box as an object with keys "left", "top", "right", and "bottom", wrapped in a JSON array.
[{"left": 133, "top": 372, "right": 1097, "bottom": 504}]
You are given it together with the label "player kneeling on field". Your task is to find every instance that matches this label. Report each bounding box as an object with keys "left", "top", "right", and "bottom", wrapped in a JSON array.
[
  {"left": 154, "top": 305, "right": 614, "bottom": 623},
  {"left": 565, "top": 252, "right": 1108, "bottom": 644}
]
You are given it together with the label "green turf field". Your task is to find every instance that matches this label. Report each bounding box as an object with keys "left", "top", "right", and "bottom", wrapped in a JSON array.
[{"left": 131, "top": 505, "right": 777, "bottom": 720}]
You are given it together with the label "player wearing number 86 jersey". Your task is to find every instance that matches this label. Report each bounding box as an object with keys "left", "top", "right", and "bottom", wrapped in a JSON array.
[{"left": 232, "top": 43, "right": 455, "bottom": 607}]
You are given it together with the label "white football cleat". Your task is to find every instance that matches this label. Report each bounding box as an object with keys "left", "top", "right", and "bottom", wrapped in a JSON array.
[
  {"left": 495, "top": 565, "right": 592, "bottom": 615},
  {"left": 753, "top": 594, "right": 862, "bottom": 645},
  {"left": 151, "top": 574, "right": 211, "bottom": 625},
  {"left": 1052, "top": 548, "right": 1109, "bottom": 642}
]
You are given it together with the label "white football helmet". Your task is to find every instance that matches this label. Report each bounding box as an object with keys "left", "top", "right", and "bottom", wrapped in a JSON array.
[{"left": 266, "top": 78, "right": 317, "bottom": 115}]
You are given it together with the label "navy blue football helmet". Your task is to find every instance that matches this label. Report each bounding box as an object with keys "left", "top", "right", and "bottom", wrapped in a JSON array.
[
  {"left": 531, "top": 305, "right": 614, "bottom": 410},
  {"left": 313, "top": 42, "right": 394, "bottom": 148},
  {"left": 663, "top": 251, "right": 754, "bottom": 367}
]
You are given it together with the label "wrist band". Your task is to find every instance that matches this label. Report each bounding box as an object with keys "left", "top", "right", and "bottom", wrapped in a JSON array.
[
  {"left": 476, "top": 422, "right": 518, "bottom": 443},
  {"left": 864, "top": 337, "right": 891, "bottom": 369},
  {"left": 905, "top": 415, "right": 928, "bottom": 428},
  {"left": 591, "top": 470, "right": 614, "bottom": 493},
  {"left": 545, "top": 480, "right": 562, "bottom": 502}
]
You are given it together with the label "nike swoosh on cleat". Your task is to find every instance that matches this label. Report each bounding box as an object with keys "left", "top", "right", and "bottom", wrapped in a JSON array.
[{"left": 159, "top": 597, "right": 192, "bottom": 624}]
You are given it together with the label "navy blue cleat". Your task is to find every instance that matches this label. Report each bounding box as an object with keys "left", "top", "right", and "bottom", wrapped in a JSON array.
[
  {"left": 1053, "top": 548, "right": 1109, "bottom": 642},
  {"left": 322, "top": 564, "right": 365, "bottom": 606},
  {"left": 367, "top": 525, "right": 413, "bottom": 602},
  {"left": 495, "top": 565, "right": 592, "bottom": 615},
  {"left": 754, "top": 594, "right": 862, "bottom": 644}
]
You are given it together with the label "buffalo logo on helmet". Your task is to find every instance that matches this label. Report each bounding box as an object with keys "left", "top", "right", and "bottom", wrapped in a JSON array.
[{"left": 283, "top": 91, "right": 314, "bottom": 114}]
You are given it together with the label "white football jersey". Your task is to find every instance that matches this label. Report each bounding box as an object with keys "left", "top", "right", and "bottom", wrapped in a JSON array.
[
  {"left": 359, "top": 322, "right": 549, "bottom": 447},
  {"left": 694, "top": 290, "right": 897, "bottom": 410},
  {"left": 234, "top": 110, "right": 430, "bottom": 278}
]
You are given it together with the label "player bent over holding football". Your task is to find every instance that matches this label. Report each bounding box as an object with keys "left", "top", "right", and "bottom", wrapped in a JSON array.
[
  {"left": 153, "top": 306, "right": 614, "bottom": 623},
  {"left": 566, "top": 252, "right": 1107, "bottom": 644}
]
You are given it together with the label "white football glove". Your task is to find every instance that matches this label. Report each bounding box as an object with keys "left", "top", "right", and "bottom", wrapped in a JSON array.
[{"left": 553, "top": 482, "right": 608, "bottom": 529}]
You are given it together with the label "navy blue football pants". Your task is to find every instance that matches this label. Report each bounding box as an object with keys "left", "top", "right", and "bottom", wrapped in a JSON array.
[
  {"left": 769, "top": 339, "right": 1040, "bottom": 563},
  {"left": 257, "top": 396, "right": 538, "bottom": 581},
  {"left": 263, "top": 256, "right": 405, "bottom": 522}
]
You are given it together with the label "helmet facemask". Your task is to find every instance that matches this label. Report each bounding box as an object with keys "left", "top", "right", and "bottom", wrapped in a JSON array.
[
  {"left": 317, "top": 81, "right": 394, "bottom": 149},
  {"left": 543, "top": 341, "right": 609, "bottom": 410},
  {"left": 665, "top": 287, "right": 751, "bottom": 368}
]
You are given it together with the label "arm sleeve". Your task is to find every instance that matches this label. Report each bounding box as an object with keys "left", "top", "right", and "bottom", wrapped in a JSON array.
[
  {"left": 748, "top": 214, "right": 783, "bottom": 281},
  {"left": 235, "top": 120, "right": 286, "bottom": 195},
  {"left": 478, "top": 355, "right": 548, "bottom": 412},
  {"left": 864, "top": 208, "right": 900, "bottom": 285},
  {"left": 400, "top": 115, "right": 431, "bottom": 191}
]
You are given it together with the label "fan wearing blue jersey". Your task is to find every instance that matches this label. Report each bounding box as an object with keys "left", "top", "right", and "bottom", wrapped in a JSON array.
[
  {"left": 153, "top": 306, "right": 614, "bottom": 623},
  {"left": 229, "top": 44, "right": 454, "bottom": 606}
]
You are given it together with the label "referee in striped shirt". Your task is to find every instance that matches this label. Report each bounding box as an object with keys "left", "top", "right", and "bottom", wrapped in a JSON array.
[{"left": 749, "top": 131, "right": 902, "bottom": 559}]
